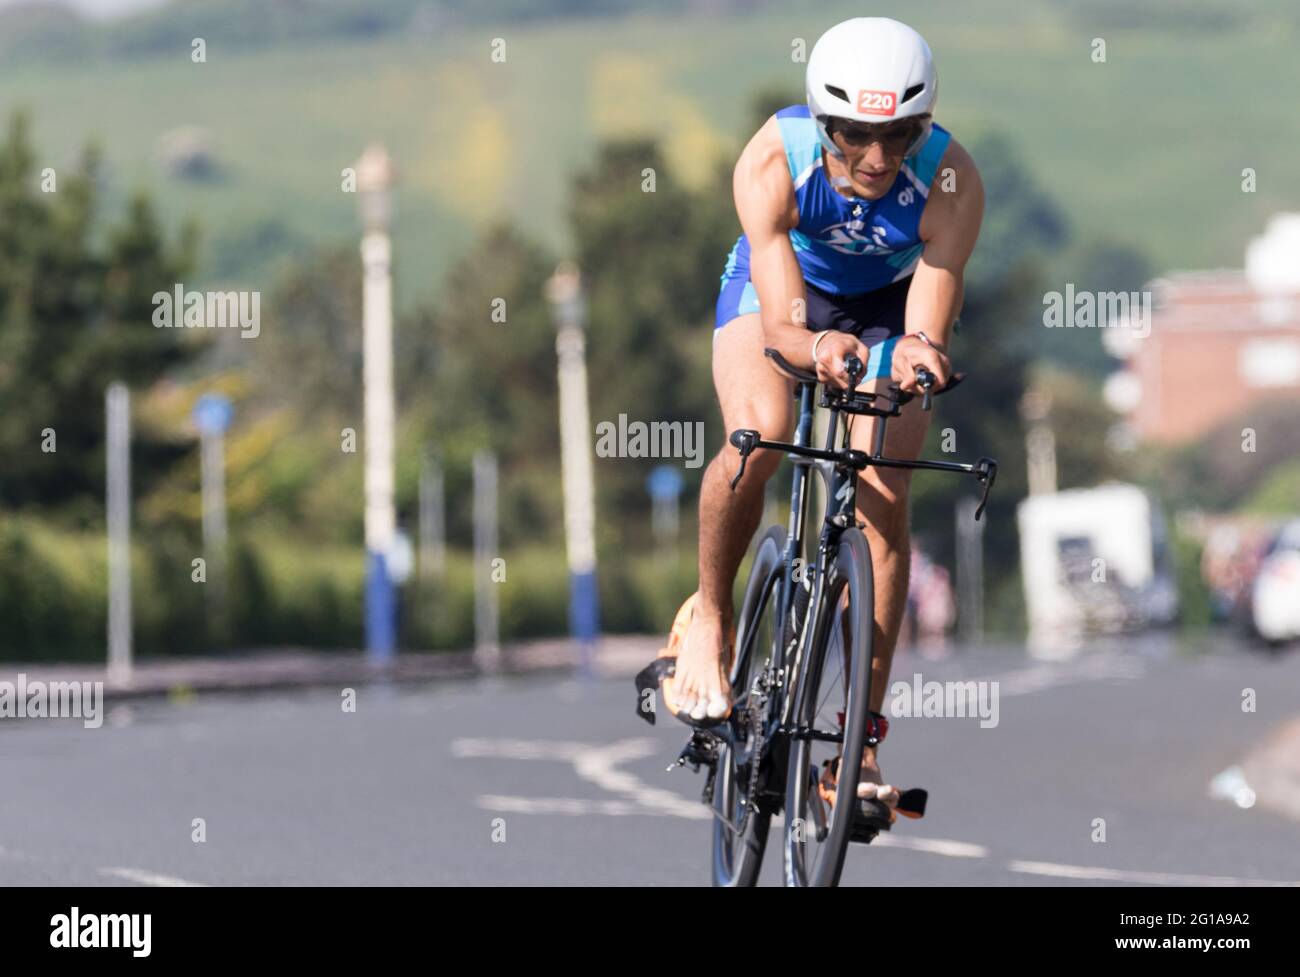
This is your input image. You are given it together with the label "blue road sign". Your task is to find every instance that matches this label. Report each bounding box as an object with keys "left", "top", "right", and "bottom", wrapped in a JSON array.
[
  {"left": 193, "top": 394, "right": 234, "bottom": 437},
  {"left": 646, "top": 464, "right": 685, "bottom": 502}
]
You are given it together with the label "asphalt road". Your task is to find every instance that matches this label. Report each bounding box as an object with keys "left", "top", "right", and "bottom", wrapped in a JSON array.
[{"left": 2, "top": 636, "right": 1298, "bottom": 886}]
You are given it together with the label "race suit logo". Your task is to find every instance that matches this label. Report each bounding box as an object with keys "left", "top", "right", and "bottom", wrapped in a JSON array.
[{"left": 818, "top": 220, "right": 894, "bottom": 256}]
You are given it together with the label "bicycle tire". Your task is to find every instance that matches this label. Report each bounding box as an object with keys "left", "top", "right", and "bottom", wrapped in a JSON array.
[
  {"left": 782, "top": 528, "right": 875, "bottom": 887},
  {"left": 711, "top": 525, "right": 786, "bottom": 887}
]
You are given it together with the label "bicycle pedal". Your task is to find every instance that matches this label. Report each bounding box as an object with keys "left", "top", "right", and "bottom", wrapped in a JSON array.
[
  {"left": 847, "top": 799, "right": 893, "bottom": 845},
  {"left": 848, "top": 823, "right": 882, "bottom": 845},
  {"left": 896, "top": 787, "right": 928, "bottom": 819}
]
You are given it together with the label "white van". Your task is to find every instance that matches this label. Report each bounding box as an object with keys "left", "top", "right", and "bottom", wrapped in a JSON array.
[{"left": 1017, "top": 483, "right": 1179, "bottom": 637}]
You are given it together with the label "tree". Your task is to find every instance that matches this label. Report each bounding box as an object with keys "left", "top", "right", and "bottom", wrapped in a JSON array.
[
  {"left": 0, "top": 111, "right": 197, "bottom": 517},
  {"left": 568, "top": 138, "right": 736, "bottom": 546},
  {"left": 908, "top": 131, "right": 1071, "bottom": 595},
  {"left": 250, "top": 244, "right": 362, "bottom": 417},
  {"left": 402, "top": 223, "right": 562, "bottom": 548}
]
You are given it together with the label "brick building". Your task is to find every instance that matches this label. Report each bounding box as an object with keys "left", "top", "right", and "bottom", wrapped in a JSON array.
[{"left": 1106, "top": 216, "right": 1300, "bottom": 445}]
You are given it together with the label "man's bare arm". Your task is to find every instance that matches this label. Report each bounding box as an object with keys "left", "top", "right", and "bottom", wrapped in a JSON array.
[
  {"left": 733, "top": 117, "right": 815, "bottom": 369},
  {"left": 908, "top": 138, "right": 985, "bottom": 350},
  {"left": 891, "top": 138, "right": 985, "bottom": 390}
]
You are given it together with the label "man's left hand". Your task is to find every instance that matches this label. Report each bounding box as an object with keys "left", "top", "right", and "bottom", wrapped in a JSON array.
[{"left": 891, "top": 334, "right": 951, "bottom": 393}]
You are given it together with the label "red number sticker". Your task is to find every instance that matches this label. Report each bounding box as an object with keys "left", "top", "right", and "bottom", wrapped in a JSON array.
[{"left": 855, "top": 90, "right": 897, "bottom": 116}]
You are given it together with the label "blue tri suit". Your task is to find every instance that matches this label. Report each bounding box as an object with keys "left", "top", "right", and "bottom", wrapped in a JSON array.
[{"left": 715, "top": 104, "right": 952, "bottom": 380}]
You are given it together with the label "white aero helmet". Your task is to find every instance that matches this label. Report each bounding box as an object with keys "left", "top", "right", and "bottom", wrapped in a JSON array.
[{"left": 806, "top": 17, "right": 938, "bottom": 159}]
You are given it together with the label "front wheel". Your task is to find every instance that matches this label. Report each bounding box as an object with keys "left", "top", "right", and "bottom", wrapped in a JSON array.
[
  {"left": 711, "top": 525, "right": 786, "bottom": 887},
  {"left": 783, "top": 529, "right": 875, "bottom": 887}
]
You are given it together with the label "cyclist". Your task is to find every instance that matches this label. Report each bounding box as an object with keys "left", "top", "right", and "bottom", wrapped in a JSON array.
[{"left": 658, "top": 16, "right": 984, "bottom": 812}]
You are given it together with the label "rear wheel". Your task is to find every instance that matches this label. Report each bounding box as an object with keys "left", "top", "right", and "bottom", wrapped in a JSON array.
[
  {"left": 711, "top": 526, "right": 786, "bottom": 887},
  {"left": 783, "top": 529, "right": 875, "bottom": 887}
]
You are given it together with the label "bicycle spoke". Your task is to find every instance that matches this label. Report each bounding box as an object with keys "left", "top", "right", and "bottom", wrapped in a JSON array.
[
  {"left": 815, "top": 654, "right": 845, "bottom": 719},
  {"left": 709, "top": 802, "right": 743, "bottom": 838},
  {"left": 814, "top": 615, "right": 848, "bottom": 719}
]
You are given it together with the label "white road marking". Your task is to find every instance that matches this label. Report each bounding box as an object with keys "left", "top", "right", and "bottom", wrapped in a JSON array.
[
  {"left": 1008, "top": 859, "right": 1300, "bottom": 887},
  {"left": 4, "top": 843, "right": 207, "bottom": 887},
  {"left": 572, "top": 738, "right": 707, "bottom": 819},
  {"left": 460, "top": 736, "right": 993, "bottom": 848},
  {"left": 458, "top": 735, "right": 1300, "bottom": 886},
  {"left": 99, "top": 867, "right": 207, "bottom": 887},
  {"left": 873, "top": 835, "right": 989, "bottom": 858},
  {"left": 453, "top": 738, "right": 592, "bottom": 761},
  {"left": 455, "top": 736, "right": 707, "bottom": 820},
  {"left": 479, "top": 794, "right": 671, "bottom": 817}
]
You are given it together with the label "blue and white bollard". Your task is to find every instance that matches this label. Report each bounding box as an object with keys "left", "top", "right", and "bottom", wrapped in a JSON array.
[
  {"left": 547, "top": 264, "right": 600, "bottom": 676},
  {"left": 365, "top": 550, "right": 397, "bottom": 659}
]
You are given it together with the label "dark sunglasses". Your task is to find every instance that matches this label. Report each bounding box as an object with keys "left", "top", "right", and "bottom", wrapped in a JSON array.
[{"left": 831, "top": 116, "right": 927, "bottom": 153}]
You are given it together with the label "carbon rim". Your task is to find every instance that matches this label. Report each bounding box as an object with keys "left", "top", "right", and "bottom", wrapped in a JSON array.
[
  {"left": 711, "top": 528, "right": 783, "bottom": 886},
  {"left": 784, "top": 533, "right": 873, "bottom": 887}
]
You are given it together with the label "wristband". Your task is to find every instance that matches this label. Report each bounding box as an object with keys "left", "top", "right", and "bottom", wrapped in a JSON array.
[
  {"left": 910, "top": 331, "right": 946, "bottom": 353},
  {"left": 811, "top": 329, "right": 833, "bottom": 364}
]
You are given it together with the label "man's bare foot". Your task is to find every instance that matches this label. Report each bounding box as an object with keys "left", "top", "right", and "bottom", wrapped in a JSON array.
[
  {"left": 816, "top": 748, "right": 899, "bottom": 814},
  {"left": 669, "top": 602, "right": 733, "bottom": 722},
  {"left": 854, "top": 747, "right": 900, "bottom": 807}
]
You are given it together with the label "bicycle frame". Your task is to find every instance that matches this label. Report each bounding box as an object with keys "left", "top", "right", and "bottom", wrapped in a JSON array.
[{"left": 728, "top": 359, "right": 997, "bottom": 756}]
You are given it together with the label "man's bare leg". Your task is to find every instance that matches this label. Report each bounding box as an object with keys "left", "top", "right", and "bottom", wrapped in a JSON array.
[
  {"left": 846, "top": 377, "right": 930, "bottom": 798},
  {"left": 672, "top": 314, "right": 793, "bottom": 721}
]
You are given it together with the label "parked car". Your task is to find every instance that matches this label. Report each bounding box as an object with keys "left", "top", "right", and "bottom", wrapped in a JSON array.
[{"left": 1251, "top": 519, "right": 1300, "bottom": 645}]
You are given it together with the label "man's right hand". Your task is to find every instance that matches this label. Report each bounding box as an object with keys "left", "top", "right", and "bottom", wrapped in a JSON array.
[{"left": 812, "top": 330, "right": 872, "bottom": 390}]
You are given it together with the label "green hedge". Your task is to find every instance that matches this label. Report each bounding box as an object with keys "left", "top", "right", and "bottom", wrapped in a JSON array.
[
  {"left": 0, "top": 518, "right": 105, "bottom": 659},
  {"left": 3, "top": 512, "right": 1054, "bottom": 662},
  {"left": 0, "top": 515, "right": 714, "bottom": 662}
]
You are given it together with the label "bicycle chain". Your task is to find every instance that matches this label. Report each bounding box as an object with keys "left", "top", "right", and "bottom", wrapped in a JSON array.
[
  {"left": 731, "top": 573, "right": 818, "bottom": 832},
  {"left": 739, "top": 670, "right": 770, "bottom": 830}
]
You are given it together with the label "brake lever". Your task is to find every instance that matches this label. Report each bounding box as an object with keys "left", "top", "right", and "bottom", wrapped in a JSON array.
[
  {"left": 916, "top": 367, "right": 936, "bottom": 411},
  {"left": 899, "top": 371, "right": 965, "bottom": 410},
  {"left": 728, "top": 429, "right": 760, "bottom": 491},
  {"left": 973, "top": 457, "right": 998, "bottom": 521},
  {"left": 843, "top": 353, "right": 864, "bottom": 392}
]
